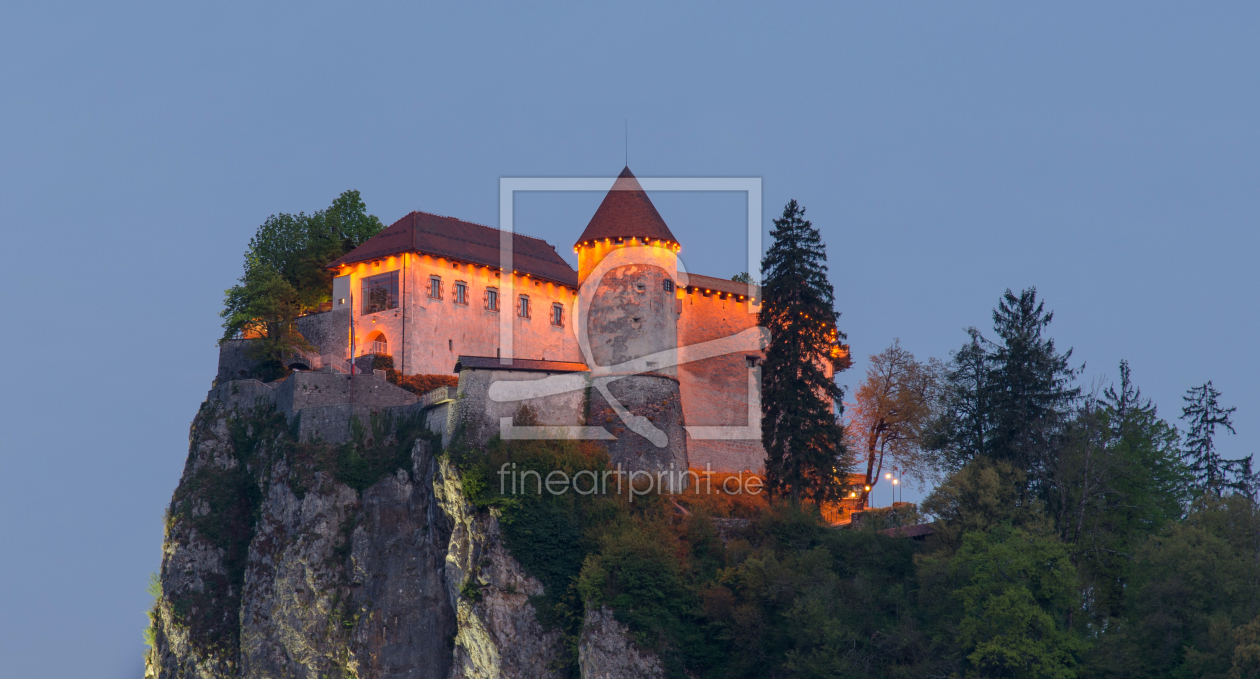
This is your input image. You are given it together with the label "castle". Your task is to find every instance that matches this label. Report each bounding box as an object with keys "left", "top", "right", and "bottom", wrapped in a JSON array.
[{"left": 215, "top": 167, "right": 833, "bottom": 476}]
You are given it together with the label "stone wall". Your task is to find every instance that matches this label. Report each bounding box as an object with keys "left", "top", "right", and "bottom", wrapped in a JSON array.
[
  {"left": 206, "top": 372, "right": 427, "bottom": 445},
  {"left": 677, "top": 287, "right": 766, "bottom": 473},
  {"left": 587, "top": 374, "right": 688, "bottom": 487},
  {"left": 273, "top": 372, "right": 418, "bottom": 422},
  {"left": 451, "top": 368, "right": 589, "bottom": 450},
  {"left": 584, "top": 263, "right": 677, "bottom": 376},
  {"left": 295, "top": 307, "right": 350, "bottom": 366},
  {"left": 216, "top": 339, "right": 261, "bottom": 384},
  {"left": 206, "top": 378, "right": 277, "bottom": 411}
]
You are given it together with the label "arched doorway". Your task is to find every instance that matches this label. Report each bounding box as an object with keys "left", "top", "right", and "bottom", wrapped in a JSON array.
[{"left": 366, "top": 331, "right": 388, "bottom": 357}]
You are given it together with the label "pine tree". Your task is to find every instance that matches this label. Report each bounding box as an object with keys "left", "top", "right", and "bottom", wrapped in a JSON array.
[
  {"left": 927, "top": 327, "right": 991, "bottom": 472},
  {"left": 986, "top": 288, "right": 1080, "bottom": 477},
  {"left": 927, "top": 288, "right": 1078, "bottom": 482},
  {"left": 1181, "top": 381, "right": 1240, "bottom": 497},
  {"left": 758, "top": 200, "right": 851, "bottom": 504}
]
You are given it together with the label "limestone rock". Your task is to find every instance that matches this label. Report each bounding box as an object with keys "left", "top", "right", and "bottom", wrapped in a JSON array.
[
  {"left": 149, "top": 396, "right": 666, "bottom": 679},
  {"left": 148, "top": 402, "right": 454, "bottom": 679},
  {"left": 578, "top": 606, "right": 665, "bottom": 679},
  {"left": 434, "top": 457, "right": 564, "bottom": 679}
]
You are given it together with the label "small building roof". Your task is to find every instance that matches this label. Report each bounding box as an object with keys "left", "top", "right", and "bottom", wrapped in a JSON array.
[
  {"left": 329, "top": 211, "right": 579, "bottom": 288},
  {"left": 574, "top": 167, "right": 679, "bottom": 246},
  {"left": 454, "top": 356, "right": 589, "bottom": 374},
  {"left": 877, "top": 523, "right": 937, "bottom": 539},
  {"left": 683, "top": 273, "right": 761, "bottom": 299}
]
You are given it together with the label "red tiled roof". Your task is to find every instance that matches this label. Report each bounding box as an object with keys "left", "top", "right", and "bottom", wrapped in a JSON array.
[
  {"left": 574, "top": 167, "right": 679, "bottom": 246},
  {"left": 877, "top": 523, "right": 937, "bottom": 539},
  {"left": 683, "top": 273, "right": 761, "bottom": 299},
  {"left": 328, "top": 212, "right": 578, "bottom": 288}
]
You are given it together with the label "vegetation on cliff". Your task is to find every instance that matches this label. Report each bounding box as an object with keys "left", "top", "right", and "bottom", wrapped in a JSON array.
[
  {"left": 449, "top": 278, "right": 1258, "bottom": 679},
  {"left": 219, "top": 190, "right": 384, "bottom": 380}
]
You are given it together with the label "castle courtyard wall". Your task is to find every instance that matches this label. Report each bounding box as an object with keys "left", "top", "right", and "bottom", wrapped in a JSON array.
[
  {"left": 450, "top": 367, "right": 589, "bottom": 450},
  {"left": 677, "top": 288, "right": 766, "bottom": 473}
]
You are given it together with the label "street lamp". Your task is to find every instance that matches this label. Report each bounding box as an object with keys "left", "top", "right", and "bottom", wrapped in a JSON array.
[{"left": 892, "top": 478, "right": 900, "bottom": 504}]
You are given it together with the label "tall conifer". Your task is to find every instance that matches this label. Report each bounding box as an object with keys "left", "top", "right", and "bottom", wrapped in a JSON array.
[
  {"left": 927, "top": 288, "right": 1079, "bottom": 484},
  {"left": 987, "top": 288, "right": 1080, "bottom": 477},
  {"left": 758, "top": 200, "right": 851, "bottom": 504},
  {"left": 1181, "top": 381, "right": 1245, "bottom": 497}
]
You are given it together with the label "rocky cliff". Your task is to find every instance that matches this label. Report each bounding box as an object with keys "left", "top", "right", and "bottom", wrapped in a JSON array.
[{"left": 145, "top": 396, "right": 659, "bottom": 679}]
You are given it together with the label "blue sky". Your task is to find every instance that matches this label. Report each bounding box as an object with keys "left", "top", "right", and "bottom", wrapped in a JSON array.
[{"left": 1, "top": 3, "right": 1257, "bottom": 676}]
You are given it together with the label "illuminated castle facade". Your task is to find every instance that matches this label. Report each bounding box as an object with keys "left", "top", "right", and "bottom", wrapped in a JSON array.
[{"left": 306, "top": 168, "right": 773, "bottom": 473}]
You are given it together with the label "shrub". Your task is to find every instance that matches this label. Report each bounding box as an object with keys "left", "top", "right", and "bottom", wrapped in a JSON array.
[{"left": 369, "top": 353, "right": 459, "bottom": 396}]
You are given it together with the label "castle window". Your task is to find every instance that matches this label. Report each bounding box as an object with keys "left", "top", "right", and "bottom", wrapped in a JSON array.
[
  {"left": 429, "top": 276, "right": 442, "bottom": 300},
  {"left": 485, "top": 287, "right": 499, "bottom": 311},
  {"left": 551, "top": 303, "right": 564, "bottom": 327},
  {"left": 454, "top": 281, "right": 468, "bottom": 305},
  {"left": 663, "top": 279, "right": 674, "bottom": 293},
  {"left": 518, "top": 295, "right": 531, "bottom": 319},
  {"left": 746, "top": 356, "right": 761, "bottom": 368},
  {"left": 361, "top": 271, "right": 398, "bottom": 315}
]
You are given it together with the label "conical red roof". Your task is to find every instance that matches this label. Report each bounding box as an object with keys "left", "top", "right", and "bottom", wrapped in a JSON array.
[{"left": 575, "top": 167, "right": 678, "bottom": 246}]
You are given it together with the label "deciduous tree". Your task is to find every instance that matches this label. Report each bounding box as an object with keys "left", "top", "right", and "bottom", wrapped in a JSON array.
[
  {"left": 847, "top": 339, "right": 941, "bottom": 506},
  {"left": 219, "top": 190, "right": 384, "bottom": 380}
]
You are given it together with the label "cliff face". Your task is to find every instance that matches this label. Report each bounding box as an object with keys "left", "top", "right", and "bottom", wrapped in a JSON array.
[
  {"left": 434, "top": 457, "right": 565, "bottom": 679},
  {"left": 147, "top": 397, "right": 658, "bottom": 679}
]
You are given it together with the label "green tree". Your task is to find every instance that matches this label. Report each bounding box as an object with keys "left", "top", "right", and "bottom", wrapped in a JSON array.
[
  {"left": 731, "top": 271, "right": 754, "bottom": 284},
  {"left": 219, "top": 190, "right": 383, "bottom": 379},
  {"left": 1053, "top": 361, "right": 1186, "bottom": 624},
  {"left": 921, "top": 458, "right": 1053, "bottom": 551},
  {"left": 1093, "top": 495, "right": 1260, "bottom": 678},
  {"left": 1181, "top": 381, "right": 1247, "bottom": 497},
  {"left": 949, "top": 528, "right": 1087, "bottom": 678},
  {"left": 987, "top": 288, "right": 1080, "bottom": 479},
  {"left": 758, "top": 200, "right": 851, "bottom": 504},
  {"left": 928, "top": 328, "right": 992, "bottom": 471},
  {"left": 847, "top": 339, "right": 942, "bottom": 506},
  {"left": 243, "top": 189, "right": 384, "bottom": 311},
  {"left": 219, "top": 255, "right": 310, "bottom": 380},
  {"left": 927, "top": 288, "right": 1079, "bottom": 488}
]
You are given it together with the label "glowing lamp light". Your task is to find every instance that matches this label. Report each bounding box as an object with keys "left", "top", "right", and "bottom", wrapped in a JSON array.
[{"left": 885, "top": 473, "right": 892, "bottom": 480}]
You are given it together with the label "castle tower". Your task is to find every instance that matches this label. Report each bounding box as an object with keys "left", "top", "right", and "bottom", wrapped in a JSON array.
[{"left": 576, "top": 167, "right": 689, "bottom": 484}]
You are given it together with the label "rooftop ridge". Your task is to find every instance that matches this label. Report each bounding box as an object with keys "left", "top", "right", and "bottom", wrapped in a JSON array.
[{"left": 408, "top": 210, "right": 560, "bottom": 250}]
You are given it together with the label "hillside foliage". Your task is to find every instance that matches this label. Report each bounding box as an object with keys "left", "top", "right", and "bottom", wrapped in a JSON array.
[{"left": 453, "top": 283, "right": 1258, "bottom": 679}]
